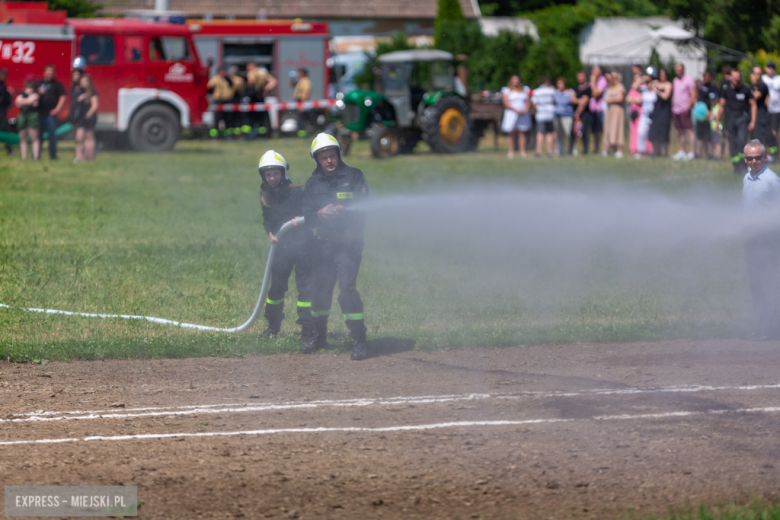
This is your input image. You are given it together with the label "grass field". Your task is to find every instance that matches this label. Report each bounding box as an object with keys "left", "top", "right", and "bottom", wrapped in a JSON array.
[
  {"left": 633, "top": 500, "right": 780, "bottom": 520},
  {"left": 0, "top": 134, "right": 754, "bottom": 361}
]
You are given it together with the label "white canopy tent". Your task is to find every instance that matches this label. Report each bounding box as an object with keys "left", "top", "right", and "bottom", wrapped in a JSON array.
[
  {"left": 580, "top": 17, "right": 751, "bottom": 81},
  {"left": 580, "top": 17, "right": 707, "bottom": 78}
]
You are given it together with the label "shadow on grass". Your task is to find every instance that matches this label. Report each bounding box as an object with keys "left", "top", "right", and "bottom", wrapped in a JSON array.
[{"left": 367, "top": 337, "right": 416, "bottom": 358}]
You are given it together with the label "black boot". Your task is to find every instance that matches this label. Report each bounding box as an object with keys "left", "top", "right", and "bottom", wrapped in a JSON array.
[
  {"left": 300, "top": 316, "right": 328, "bottom": 354},
  {"left": 261, "top": 301, "right": 284, "bottom": 338},
  {"left": 346, "top": 319, "right": 368, "bottom": 361},
  {"left": 260, "top": 320, "right": 281, "bottom": 337},
  {"left": 299, "top": 321, "right": 315, "bottom": 344}
]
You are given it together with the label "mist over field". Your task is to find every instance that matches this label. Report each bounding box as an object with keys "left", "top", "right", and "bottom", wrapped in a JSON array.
[{"left": 360, "top": 185, "right": 750, "bottom": 345}]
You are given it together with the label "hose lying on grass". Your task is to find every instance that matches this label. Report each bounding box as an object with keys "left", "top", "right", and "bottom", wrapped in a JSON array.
[{"left": 0, "top": 217, "right": 305, "bottom": 333}]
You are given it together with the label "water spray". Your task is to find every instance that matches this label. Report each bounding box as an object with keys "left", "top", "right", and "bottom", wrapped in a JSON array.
[{"left": 0, "top": 217, "right": 306, "bottom": 333}]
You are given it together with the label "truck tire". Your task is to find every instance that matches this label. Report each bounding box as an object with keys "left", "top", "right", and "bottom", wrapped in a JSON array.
[
  {"left": 370, "top": 125, "right": 399, "bottom": 159},
  {"left": 421, "top": 95, "right": 473, "bottom": 154},
  {"left": 128, "top": 104, "right": 180, "bottom": 152}
]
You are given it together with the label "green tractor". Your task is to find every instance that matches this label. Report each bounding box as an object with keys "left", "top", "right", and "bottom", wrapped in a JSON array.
[{"left": 327, "top": 49, "right": 482, "bottom": 159}]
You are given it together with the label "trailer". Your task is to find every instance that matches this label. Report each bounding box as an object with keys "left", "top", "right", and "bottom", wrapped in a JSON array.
[{"left": 188, "top": 19, "right": 330, "bottom": 131}]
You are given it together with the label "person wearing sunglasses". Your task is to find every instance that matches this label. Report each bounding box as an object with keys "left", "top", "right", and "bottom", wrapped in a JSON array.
[{"left": 742, "top": 139, "right": 780, "bottom": 340}]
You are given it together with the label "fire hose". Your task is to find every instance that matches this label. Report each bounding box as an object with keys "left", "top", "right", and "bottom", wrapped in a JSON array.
[{"left": 0, "top": 217, "right": 305, "bottom": 333}]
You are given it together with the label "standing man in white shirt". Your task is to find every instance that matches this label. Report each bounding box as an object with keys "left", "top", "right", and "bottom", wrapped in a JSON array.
[
  {"left": 761, "top": 61, "right": 780, "bottom": 160},
  {"left": 532, "top": 76, "right": 557, "bottom": 157},
  {"left": 742, "top": 139, "right": 780, "bottom": 340}
]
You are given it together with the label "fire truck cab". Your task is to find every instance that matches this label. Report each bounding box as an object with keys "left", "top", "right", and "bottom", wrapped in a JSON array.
[{"left": 69, "top": 18, "right": 208, "bottom": 151}]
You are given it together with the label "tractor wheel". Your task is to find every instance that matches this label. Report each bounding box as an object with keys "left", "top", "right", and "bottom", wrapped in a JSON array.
[
  {"left": 324, "top": 123, "right": 352, "bottom": 156},
  {"left": 370, "top": 125, "right": 399, "bottom": 159},
  {"left": 421, "top": 96, "right": 473, "bottom": 154}
]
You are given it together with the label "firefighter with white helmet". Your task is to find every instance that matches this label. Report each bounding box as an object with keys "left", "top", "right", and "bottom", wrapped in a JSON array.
[
  {"left": 258, "top": 150, "right": 314, "bottom": 341},
  {"left": 300, "top": 133, "right": 370, "bottom": 360}
]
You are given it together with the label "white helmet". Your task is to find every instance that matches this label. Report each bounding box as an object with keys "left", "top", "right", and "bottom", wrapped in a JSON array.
[
  {"left": 72, "top": 56, "right": 87, "bottom": 71},
  {"left": 310, "top": 132, "right": 341, "bottom": 159},
  {"left": 258, "top": 150, "right": 289, "bottom": 180}
]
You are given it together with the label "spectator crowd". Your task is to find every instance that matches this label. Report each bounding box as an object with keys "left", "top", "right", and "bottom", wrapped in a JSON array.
[
  {"left": 502, "top": 61, "right": 780, "bottom": 174},
  {"left": 0, "top": 60, "right": 99, "bottom": 162}
]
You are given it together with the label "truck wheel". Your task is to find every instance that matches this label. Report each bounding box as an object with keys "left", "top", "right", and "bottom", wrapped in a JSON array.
[
  {"left": 370, "top": 125, "right": 399, "bottom": 159},
  {"left": 421, "top": 95, "right": 473, "bottom": 154},
  {"left": 128, "top": 104, "right": 180, "bottom": 152}
]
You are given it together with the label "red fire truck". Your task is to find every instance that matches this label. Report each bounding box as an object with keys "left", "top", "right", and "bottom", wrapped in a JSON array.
[{"left": 0, "top": 2, "right": 209, "bottom": 151}]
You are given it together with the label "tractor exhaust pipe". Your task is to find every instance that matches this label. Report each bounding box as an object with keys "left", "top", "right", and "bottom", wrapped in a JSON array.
[{"left": 0, "top": 217, "right": 306, "bottom": 333}]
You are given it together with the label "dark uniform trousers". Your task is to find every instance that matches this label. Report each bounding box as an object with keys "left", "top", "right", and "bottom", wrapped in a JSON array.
[
  {"left": 310, "top": 237, "right": 367, "bottom": 339},
  {"left": 744, "top": 230, "right": 780, "bottom": 338},
  {"left": 752, "top": 110, "right": 774, "bottom": 151},
  {"left": 726, "top": 111, "right": 750, "bottom": 173},
  {"left": 264, "top": 240, "right": 313, "bottom": 327}
]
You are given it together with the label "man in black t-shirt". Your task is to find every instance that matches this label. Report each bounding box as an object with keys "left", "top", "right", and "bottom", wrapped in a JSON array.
[
  {"left": 718, "top": 70, "right": 757, "bottom": 174},
  {"left": 697, "top": 70, "right": 718, "bottom": 158},
  {"left": 571, "top": 70, "right": 591, "bottom": 155},
  {"left": 0, "top": 68, "right": 13, "bottom": 156},
  {"left": 35, "top": 64, "right": 66, "bottom": 160},
  {"left": 750, "top": 65, "right": 775, "bottom": 156}
]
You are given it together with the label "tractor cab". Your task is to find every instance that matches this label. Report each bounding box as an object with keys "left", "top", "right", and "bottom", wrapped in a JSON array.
[{"left": 378, "top": 49, "right": 457, "bottom": 127}]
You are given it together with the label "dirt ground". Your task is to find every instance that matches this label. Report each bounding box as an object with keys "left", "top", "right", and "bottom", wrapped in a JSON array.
[{"left": 1, "top": 338, "right": 779, "bottom": 519}]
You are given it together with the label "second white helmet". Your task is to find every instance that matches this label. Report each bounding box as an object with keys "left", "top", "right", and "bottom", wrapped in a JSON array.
[
  {"left": 310, "top": 132, "right": 341, "bottom": 159},
  {"left": 72, "top": 56, "right": 87, "bottom": 71},
  {"left": 258, "top": 150, "right": 289, "bottom": 180}
]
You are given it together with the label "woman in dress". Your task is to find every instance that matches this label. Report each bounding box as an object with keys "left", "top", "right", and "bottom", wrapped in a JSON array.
[
  {"left": 501, "top": 74, "right": 531, "bottom": 159},
  {"left": 626, "top": 68, "right": 643, "bottom": 155},
  {"left": 74, "top": 74, "right": 99, "bottom": 162},
  {"left": 602, "top": 71, "right": 626, "bottom": 157},
  {"left": 648, "top": 67, "right": 673, "bottom": 157}
]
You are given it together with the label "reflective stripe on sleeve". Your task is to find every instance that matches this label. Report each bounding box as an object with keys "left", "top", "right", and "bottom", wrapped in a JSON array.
[
  {"left": 266, "top": 298, "right": 284, "bottom": 305},
  {"left": 343, "top": 313, "right": 364, "bottom": 321},
  {"left": 297, "top": 301, "right": 312, "bottom": 308}
]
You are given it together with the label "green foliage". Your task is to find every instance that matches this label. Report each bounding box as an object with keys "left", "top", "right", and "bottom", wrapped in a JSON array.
[
  {"left": 469, "top": 29, "right": 535, "bottom": 90},
  {"left": 434, "top": 0, "right": 466, "bottom": 48},
  {"left": 16, "top": 0, "right": 98, "bottom": 18},
  {"left": 648, "top": 47, "right": 677, "bottom": 77},
  {"left": 736, "top": 50, "right": 780, "bottom": 82},
  {"left": 525, "top": 4, "right": 595, "bottom": 85},
  {"left": 434, "top": 19, "right": 484, "bottom": 59},
  {"left": 660, "top": 0, "right": 780, "bottom": 54}
]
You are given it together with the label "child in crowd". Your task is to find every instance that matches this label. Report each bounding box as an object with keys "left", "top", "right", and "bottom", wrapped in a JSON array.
[
  {"left": 257, "top": 150, "right": 314, "bottom": 342},
  {"left": 14, "top": 76, "right": 40, "bottom": 161}
]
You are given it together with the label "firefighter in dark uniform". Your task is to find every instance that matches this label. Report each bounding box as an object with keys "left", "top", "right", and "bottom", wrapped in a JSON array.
[
  {"left": 258, "top": 150, "right": 314, "bottom": 342},
  {"left": 300, "top": 133, "right": 369, "bottom": 361},
  {"left": 718, "top": 70, "right": 757, "bottom": 175}
]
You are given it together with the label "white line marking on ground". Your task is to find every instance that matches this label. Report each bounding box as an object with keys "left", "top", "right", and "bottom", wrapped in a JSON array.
[
  {"left": 9, "top": 383, "right": 780, "bottom": 425},
  {"left": 0, "top": 406, "right": 778, "bottom": 447}
]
